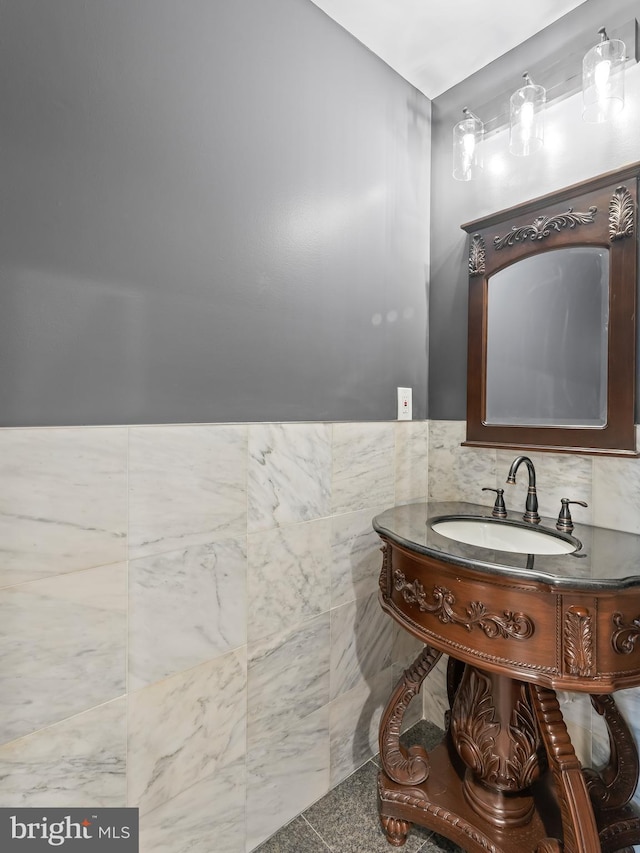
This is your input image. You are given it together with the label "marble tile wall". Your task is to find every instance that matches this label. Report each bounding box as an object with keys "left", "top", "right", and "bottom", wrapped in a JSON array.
[
  {"left": 0, "top": 420, "right": 427, "bottom": 853},
  {"left": 13, "top": 417, "right": 639, "bottom": 845},
  {"left": 426, "top": 420, "right": 640, "bottom": 806}
]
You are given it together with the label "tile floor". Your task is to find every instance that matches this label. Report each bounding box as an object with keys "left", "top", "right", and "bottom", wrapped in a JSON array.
[{"left": 253, "top": 720, "right": 460, "bottom": 852}]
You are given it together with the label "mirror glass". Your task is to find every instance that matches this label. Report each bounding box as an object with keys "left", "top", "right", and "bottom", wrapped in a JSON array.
[{"left": 485, "top": 247, "right": 609, "bottom": 427}]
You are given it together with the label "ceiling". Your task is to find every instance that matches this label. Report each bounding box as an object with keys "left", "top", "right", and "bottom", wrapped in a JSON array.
[{"left": 309, "top": 0, "right": 589, "bottom": 99}]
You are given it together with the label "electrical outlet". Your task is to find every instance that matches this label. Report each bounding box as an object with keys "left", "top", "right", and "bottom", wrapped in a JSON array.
[{"left": 397, "top": 387, "right": 412, "bottom": 420}]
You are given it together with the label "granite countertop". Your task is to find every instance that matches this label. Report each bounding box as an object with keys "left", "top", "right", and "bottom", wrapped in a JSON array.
[{"left": 373, "top": 501, "right": 640, "bottom": 591}]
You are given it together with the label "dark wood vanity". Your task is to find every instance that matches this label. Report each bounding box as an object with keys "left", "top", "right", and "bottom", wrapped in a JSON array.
[{"left": 375, "top": 502, "right": 640, "bottom": 853}]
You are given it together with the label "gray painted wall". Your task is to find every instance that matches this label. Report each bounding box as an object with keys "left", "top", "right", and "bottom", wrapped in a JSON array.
[
  {"left": 0, "top": 0, "right": 430, "bottom": 426},
  {"left": 428, "top": 0, "right": 640, "bottom": 421}
]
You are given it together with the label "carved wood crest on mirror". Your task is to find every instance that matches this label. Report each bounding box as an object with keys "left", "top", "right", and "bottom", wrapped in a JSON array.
[{"left": 462, "top": 163, "right": 639, "bottom": 456}]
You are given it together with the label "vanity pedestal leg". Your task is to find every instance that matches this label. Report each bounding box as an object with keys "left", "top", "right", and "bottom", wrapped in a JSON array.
[
  {"left": 377, "top": 645, "right": 441, "bottom": 845},
  {"left": 528, "top": 683, "right": 600, "bottom": 853},
  {"left": 584, "top": 693, "right": 639, "bottom": 810},
  {"left": 378, "top": 659, "right": 551, "bottom": 853},
  {"left": 583, "top": 694, "right": 640, "bottom": 852},
  {"left": 451, "top": 666, "right": 543, "bottom": 828},
  {"left": 378, "top": 645, "right": 442, "bottom": 786},
  {"left": 378, "top": 655, "right": 640, "bottom": 853},
  {"left": 380, "top": 816, "right": 412, "bottom": 848}
]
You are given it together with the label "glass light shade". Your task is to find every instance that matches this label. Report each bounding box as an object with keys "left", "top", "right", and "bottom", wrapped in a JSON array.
[
  {"left": 583, "top": 32, "right": 625, "bottom": 123},
  {"left": 452, "top": 111, "right": 483, "bottom": 182},
  {"left": 509, "top": 76, "right": 545, "bottom": 157}
]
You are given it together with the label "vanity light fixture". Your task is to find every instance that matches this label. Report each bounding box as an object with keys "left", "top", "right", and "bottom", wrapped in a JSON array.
[
  {"left": 452, "top": 108, "right": 483, "bottom": 182},
  {"left": 509, "top": 73, "right": 545, "bottom": 157},
  {"left": 582, "top": 27, "right": 626, "bottom": 123}
]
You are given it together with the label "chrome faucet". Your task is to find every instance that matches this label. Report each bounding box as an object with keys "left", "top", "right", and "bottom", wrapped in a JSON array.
[{"left": 506, "top": 456, "right": 540, "bottom": 524}]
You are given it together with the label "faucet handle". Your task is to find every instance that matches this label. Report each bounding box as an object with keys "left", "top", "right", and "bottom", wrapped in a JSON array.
[
  {"left": 482, "top": 487, "right": 507, "bottom": 519},
  {"left": 556, "top": 498, "right": 588, "bottom": 533}
]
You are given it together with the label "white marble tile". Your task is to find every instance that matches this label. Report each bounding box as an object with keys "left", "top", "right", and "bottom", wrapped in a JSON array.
[
  {"left": 592, "top": 454, "right": 640, "bottom": 534},
  {"left": 246, "top": 706, "right": 330, "bottom": 852},
  {"left": 429, "top": 421, "right": 496, "bottom": 504},
  {"left": 330, "top": 506, "right": 387, "bottom": 609},
  {"left": 428, "top": 420, "right": 465, "bottom": 502},
  {"left": 329, "top": 668, "right": 391, "bottom": 787},
  {"left": 129, "top": 537, "right": 247, "bottom": 690},
  {"left": 248, "top": 423, "right": 332, "bottom": 533},
  {"left": 247, "top": 519, "right": 331, "bottom": 644},
  {"left": 129, "top": 424, "right": 248, "bottom": 559},
  {"left": 590, "top": 735, "right": 608, "bottom": 769},
  {"left": 453, "top": 446, "right": 497, "bottom": 504},
  {"left": 0, "top": 563, "right": 127, "bottom": 744},
  {"left": 422, "top": 654, "right": 451, "bottom": 731},
  {"left": 0, "top": 698, "right": 126, "bottom": 808},
  {"left": 0, "top": 428, "right": 127, "bottom": 587},
  {"left": 248, "top": 614, "right": 330, "bottom": 746},
  {"left": 395, "top": 421, "right": 429, "bottom": 504},
  {"left": 614, "top": 687, "right": 640, "bottom": 807},
  {"left": 330, "top": 591, "right": 394, "bottom": 701},
  {"left": 556, "top": 691, "right": 592, "bottom": 766},
  {"left": 331, "top": 423, "right": 395, "bottom": 515},
  {"left": 140, "top": 758, "right": 246, "bottom": 853},
  {"left": 536, "top": 453, "right": 593, "bottom": 523},
  {"left": 128, "top": 647, "right": 247, "bottom": 815},
  {"left": 393, "top": 624, "right": 425, "bottom": 671},
  {"left": 564, "top": 720, "right": 592, "bottom": 768}
]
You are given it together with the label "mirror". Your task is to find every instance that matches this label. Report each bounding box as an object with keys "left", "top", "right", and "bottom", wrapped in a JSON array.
[
  {"left": 463, "top": 165, "right": 638, "bottom": 455},
  {"left": 486, "top": 247, "right": 609, "bottom": 427}
]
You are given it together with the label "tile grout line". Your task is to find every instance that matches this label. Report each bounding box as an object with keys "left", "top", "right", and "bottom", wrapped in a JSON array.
[{"left": 300, "top": 814, "right": 335, "bottom": 852}]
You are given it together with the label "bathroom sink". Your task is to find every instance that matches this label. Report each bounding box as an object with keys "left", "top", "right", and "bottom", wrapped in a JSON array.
[{"left": 430, "top": 516, "right": 579, "bottom": 555}]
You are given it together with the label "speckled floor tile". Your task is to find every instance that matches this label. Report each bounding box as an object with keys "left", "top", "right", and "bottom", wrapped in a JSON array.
[
  {"left": 252, "top": 721, "right": 461, "bottom": 853},
  {"left": 398, "top": 719, "right": 445, "bottom": 752},
  {"left": 252, "top": 815, "right": 331, "bottom": 852},
  {"left": 302, "top": 760, "right": 431, "bottom": 852}
]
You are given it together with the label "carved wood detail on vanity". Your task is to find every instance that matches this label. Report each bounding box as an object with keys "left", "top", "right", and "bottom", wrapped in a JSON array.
[
  {"left": 378, "top": 773, "right": 500, "bottom": 853},
  {"left": 528, "top": 683, "right": 599, "bottom": 853},
  {"left": 378, "top": 645, "right": 441, "bottom": 785},
  {"left": 584, "top": 694, "right": 639, "bottom": 811},
  {"left": 451, "top": 667, "right": 500, "bottom": 782},
  {"left": 451, "top": 670, "right": 541, "bottom": 794},
  {"left": 392, "top": 568, "right": 535, "bottom": 641},
  {"left": 379, "top": 815, "right": 412, "bottom": 848},
  {"left": 611, "top": 612, "right": 640, "bottom": 654},
  {"left": 564, "top": 606, "right": 594, "bottom": 676},
  {"left": 508, "top": 685, "right": 542, "bottom": 789},
  {"left": 378, "top": 543, "right": 392, "bottom": 599}
]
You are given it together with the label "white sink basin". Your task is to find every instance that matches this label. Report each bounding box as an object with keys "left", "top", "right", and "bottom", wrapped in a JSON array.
[{"left": 431, "top": 517, "right": 578, "bottom": 555}]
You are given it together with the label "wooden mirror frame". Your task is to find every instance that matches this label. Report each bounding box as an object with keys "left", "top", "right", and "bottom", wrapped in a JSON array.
[{"left": 462, "top": 163, "right": 639, "bottom": 456}]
